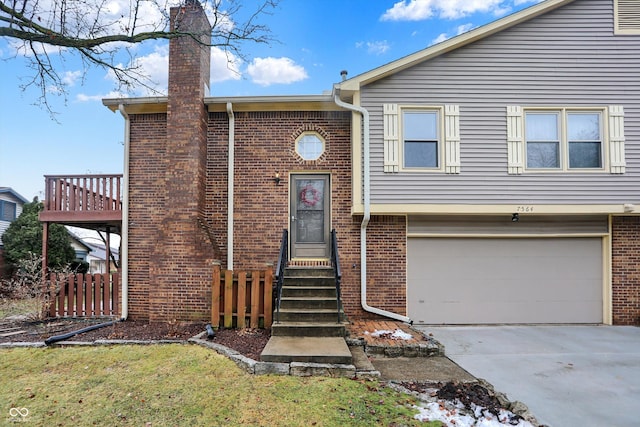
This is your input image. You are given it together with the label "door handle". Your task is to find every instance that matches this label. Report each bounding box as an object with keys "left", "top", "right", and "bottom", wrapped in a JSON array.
[{"left": 291, "top": 215, "right": 296, "bottom": 221}]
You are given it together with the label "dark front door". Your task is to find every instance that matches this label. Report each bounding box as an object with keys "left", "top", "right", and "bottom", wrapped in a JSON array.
[{"left": 290, "top": 174, "right": 330, "bottom": 258}]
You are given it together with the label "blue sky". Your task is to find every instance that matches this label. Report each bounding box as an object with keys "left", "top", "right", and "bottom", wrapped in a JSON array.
[{"left": 0, "top": 0, "right": 542, "bottom": 201}]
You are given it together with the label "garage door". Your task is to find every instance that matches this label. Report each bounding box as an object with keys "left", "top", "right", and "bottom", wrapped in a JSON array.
[{"left": 408, "top": 237, "right": 603, "bottom": 324}]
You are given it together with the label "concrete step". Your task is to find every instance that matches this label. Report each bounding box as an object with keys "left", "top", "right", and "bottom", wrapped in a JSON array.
[
  {"left": 271, "top": 321, "right": 346, "bottom": 337},
  {"left": 281, "top": 286, "right": 336, "bottom": 298},
  {"left": 284, "top": 267, "right": 334, "bottom": 278},
  {"left": 281, "top": 296, "right": 339, "bottom": 310},
  {"left": 283, "top": 276, "right": 336, "bottom": 287},
  {"left": 277, "top": 308, "right": 341, "bottom": 323},
  {"left": 260, "top": 336, "right": 352, "bottom": 364}
]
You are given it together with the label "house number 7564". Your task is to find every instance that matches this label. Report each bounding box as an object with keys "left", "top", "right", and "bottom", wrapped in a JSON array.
[{"left": 516, "top": 206, "right": 534, "bottom": 212}]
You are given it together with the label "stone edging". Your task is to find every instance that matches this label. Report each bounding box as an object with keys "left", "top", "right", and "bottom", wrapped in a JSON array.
[
  {"left": 188, "top": 333, "right": 380, "bottom": 379},
  {"left": 0, "top": 334, "right": 377, "bottom": 379}
]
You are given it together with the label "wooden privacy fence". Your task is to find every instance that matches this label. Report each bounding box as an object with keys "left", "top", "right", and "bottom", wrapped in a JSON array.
[
  {"left": 48, "top": 272, "right": 119, "bottom": 317},
  {"left": 212, "top": 265, "right": 273, "bottom": 329}
]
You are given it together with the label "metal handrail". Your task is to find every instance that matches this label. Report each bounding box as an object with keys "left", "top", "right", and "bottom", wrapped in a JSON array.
[
  {"left": 275, "top": 229, "right": 288, "bottom": 324},
  {"left": 330, "top": 229, "right": 343, "bottom": 323}
]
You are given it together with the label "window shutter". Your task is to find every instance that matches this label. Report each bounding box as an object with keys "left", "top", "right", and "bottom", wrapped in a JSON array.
[
  {"left": 609, "top": 106, "right": 626, "bottom": 174},
  {"left": 444, "top": 105, "right": 461, "bottom": 174},
  {"left": 383, "top": 104, "right": 399, "bottom": 173},
  {"left": 506, "top": 106, "right": 524, "bottom": 175}
]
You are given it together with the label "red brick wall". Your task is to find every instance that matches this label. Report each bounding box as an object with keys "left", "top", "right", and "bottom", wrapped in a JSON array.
[
  {"left": 206, "top": 111, "right": 408, "bottom": 321},
  {"left": 612, "top": 216, "right": 640, "bottom": 325},
  {"left": 142, "top": 3, "right": 214, "bottom": 322},
  {"left": 364, "top": 215, "right": 407, "bottom": 318},
  {"left": 127, "top": 113, "right": 167, "bottom": 319}
]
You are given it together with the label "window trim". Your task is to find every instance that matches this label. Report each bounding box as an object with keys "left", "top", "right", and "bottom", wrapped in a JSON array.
[
  {"left": 523, "top": 107, "right": 608, "bottom": 173},
  {"left": 294, "top": 131, "right": 325, "bottom": 161},
  {"left": 399, "top": 106, "right": 445, "bottom": 172},
  {"left": 0, "top": 200, "right": 17, "bottom": 222}
]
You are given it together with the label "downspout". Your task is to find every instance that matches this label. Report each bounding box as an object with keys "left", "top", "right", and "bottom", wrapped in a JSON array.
[
  {"left": 333, "top": 89, "right": 411, "bottom": 324},
  {"left": 118, "top": 104, "right": 130, "bottom": 320},
  {"left": 226, "top": 102, "right": 235, "bottom": 270}
]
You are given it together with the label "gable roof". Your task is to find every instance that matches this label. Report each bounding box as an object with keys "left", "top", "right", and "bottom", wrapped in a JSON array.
[
  {"left": 0, "top": 187, "right": 28, "bottom": 204},
  {"left": 336, "top": 0, "right": 577, "bottom": 95}
]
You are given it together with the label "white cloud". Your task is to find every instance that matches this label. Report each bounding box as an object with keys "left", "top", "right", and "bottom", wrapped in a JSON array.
[
  {"left": 210, "top": 47, "right": 242, "bottom": 83},
  {"left": 355, "top": 40, "right": 391, "bottom": 55},
  {"left": 367, "top": 41, "right": 391, "bottom": 55},
  {"left": 381, "top": 0, "right": 539, "bottom": 21},
  {"left": 247, "top": 57, "right": 308, "bottom": 86},
  {"left": 62, "top": 70, "right": 83, "bottom": 86},
  {"left": 431, "top": 33, "right": 449, "bottom": 44}
]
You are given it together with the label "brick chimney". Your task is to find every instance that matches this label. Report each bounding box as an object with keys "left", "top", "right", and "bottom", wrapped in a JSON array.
[{"left": 149, "top": 1, "right": 213, "bottom": 322}]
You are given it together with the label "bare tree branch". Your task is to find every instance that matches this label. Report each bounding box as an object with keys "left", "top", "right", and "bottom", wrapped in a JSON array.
[{"left": 1, "top": 0, "right": 279, "bottom": 115}]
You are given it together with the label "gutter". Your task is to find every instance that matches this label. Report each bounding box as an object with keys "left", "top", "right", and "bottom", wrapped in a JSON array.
[
  {"left": 226, "top": 102, "right": 235, "bottom": 270},
  {"left": 118, "top": 104, "right": 130, "bottom": 320},
  {"left": 332, "top": 89, "right": 411, "bottom": 324}
]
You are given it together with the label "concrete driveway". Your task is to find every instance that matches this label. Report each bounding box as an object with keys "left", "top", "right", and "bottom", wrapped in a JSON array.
[{"left": 416, "top": 325, "right": 640, "bottom": 427}]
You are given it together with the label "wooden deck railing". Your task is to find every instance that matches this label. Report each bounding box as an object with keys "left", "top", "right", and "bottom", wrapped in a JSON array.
[
  {"left": 211, "top": 264, "right": 273, "bottom": 329},
  {"left": 48, "top": 272, "right": 120, "bottom": 318},
  {"left": 40, "top": 174, "right": 123, "bottom": 224}
]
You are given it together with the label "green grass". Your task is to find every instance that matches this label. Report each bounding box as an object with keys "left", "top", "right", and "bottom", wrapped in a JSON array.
[{"left": 1, "top": 344, "right": 441, "bottom": 426}]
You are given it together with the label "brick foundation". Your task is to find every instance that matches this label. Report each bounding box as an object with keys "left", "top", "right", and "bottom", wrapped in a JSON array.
[{"left": 612, "top": 216, "right": 640, "bottom": 325}]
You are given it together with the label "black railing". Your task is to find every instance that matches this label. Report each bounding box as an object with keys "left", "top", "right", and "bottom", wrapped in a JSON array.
[
  {"left": 275, "top": 229, "right": 289, "bottom": 323},
  {"left": 330, "top": 229, "right": 343, "bottom": 323}
]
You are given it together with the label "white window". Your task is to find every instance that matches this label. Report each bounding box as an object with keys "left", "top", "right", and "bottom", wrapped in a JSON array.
[
  {"left": 507, "top": 106, "right": 625, "bottom": 174},
  {"left": 383, "top": 104, "right": 460, "bottom": 173},
  {"left": 295, "top": 132, "right": 325, "bottom": 161},
  {"left": 403, "top": 110, "right": 439, "bottom": 168}
]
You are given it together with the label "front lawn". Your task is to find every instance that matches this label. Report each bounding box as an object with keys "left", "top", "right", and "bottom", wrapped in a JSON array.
[{"left": 1, "top": 344, "right": 438, "bottom": 426}]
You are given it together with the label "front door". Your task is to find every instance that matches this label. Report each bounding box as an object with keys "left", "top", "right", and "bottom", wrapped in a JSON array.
[{"left": 290, "top": 174, "right": 330, "bottom": 258}]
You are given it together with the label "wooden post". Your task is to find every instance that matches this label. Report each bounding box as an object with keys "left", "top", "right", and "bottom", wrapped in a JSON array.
[
  {"left": 112, "top": 271, "right": 119, "bottom": 316},
  {"left": 264, "top": 267, "right": 273, "bottom": 328},
  {"left": 250, "top": 271, "right": 260, "bottom": 328},
  {"left": 224, "top": 270, "right": 234, "bottom": 328},
  {"left": 105, "top": 226, "right": 111, "bottom": 274},
  {"left": 237, "top": 272, "right": 247, "bottom": 328},
  {"left": 211, "top": 263, "right": 221, "bottom": 328}
]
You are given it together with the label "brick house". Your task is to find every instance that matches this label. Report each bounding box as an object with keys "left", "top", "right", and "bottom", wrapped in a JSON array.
[{"left": 104, "top": 0, "right": 640, "bottom": 326}]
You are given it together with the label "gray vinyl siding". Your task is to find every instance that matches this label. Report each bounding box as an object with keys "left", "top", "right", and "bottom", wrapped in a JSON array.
[
  {"left": 363, "top": 0, "right": 640, "bottom": 205},
  {"left": 0, "top": 195, "right": 23, "bottom": 246}
]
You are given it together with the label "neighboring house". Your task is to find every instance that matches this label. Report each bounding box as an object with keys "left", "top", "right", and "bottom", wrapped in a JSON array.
[
  {"left": 103, "top": 0, "right": 640, "bottom": 325},
  {"left": 84, "top": 242, "right": 119, "bottom": 274},
  {"left": 67, "top": 231, "right": 92, "bottom": 266},
  {"left": 67, "top": 229, "right": 120, "bottom": 274},
  {"left": 0, "top": 187, "right": 28, "bottom": 277}
]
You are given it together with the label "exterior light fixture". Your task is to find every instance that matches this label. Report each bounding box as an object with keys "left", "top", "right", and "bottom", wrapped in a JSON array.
[
  {"left": 512, "top": 213, "right": 519, "bottom": 222},
  {"left": 273, "top": 172, "right": 281, "bottom": 185}
]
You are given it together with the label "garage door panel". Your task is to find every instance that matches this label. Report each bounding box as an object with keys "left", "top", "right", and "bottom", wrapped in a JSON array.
[{"left": 408, "top": 238, "right": 603, "bottom": 324}]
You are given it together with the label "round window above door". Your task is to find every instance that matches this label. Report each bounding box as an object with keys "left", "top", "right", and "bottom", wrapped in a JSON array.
[{"left": 295, "top": 132, "right": 325, "bottom": 160}]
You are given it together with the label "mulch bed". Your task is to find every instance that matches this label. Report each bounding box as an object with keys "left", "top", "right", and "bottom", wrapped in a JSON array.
[{"left": 0, "top": 318, "right": 270, "bottom": 360}]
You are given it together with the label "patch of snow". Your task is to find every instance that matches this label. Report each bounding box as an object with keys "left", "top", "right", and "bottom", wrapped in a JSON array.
[
  {"left": 366, "top": 328, "right": 414, "bottom": 340},
  {"left": 414, "top": 399, "right": 536, "bottom": 427}
]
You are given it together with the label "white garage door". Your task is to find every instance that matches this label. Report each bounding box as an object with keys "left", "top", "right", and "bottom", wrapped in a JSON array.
[{"left": 408, "top": 237, "right": 603, "bottom": 324}]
